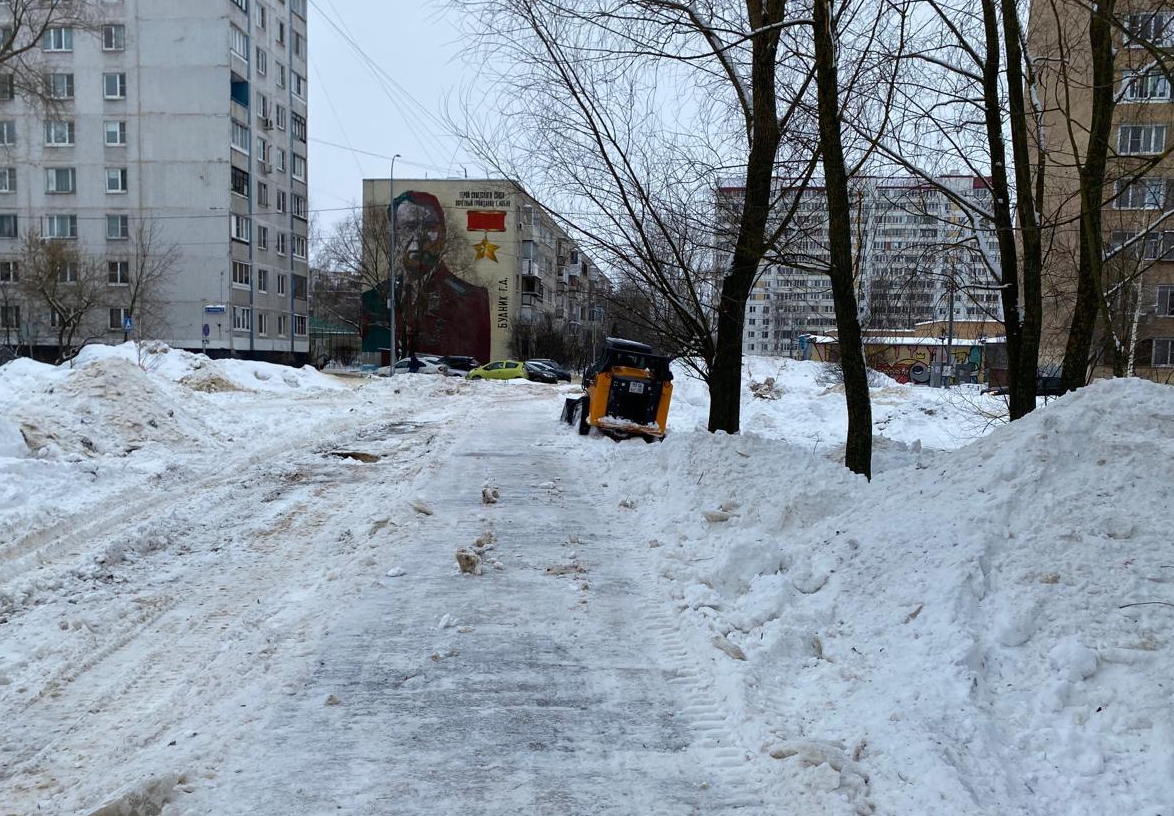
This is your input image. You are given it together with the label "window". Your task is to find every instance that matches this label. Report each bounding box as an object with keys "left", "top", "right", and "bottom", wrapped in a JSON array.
[
  {"left": 45, "top": 167, "right": 76, "bottom": 193},
  {"left": 232, "top": 260, "right": 251, "bottom": 288},
  {"left": 0, "top": 261, "right": 17, "bottom": 283},
  {"left": 1111, "top": 229, "right": 1174, "bottom": 260},
  {"left": 106, "top": 167, "right": 128, "bottom": 193},
  {"left": 1127, "top": 12, "right": 1174, "bottom": 47},
  {"left": 257, "top": 91, "right": 270, "bottom": 119},
  {"left": 103, "top": 72, "right": 127, "bottom": 99},
  {"left": 57, "top": 262, "right": 78, "bottom": 283},
  {"left": 232, "top": 166, "right": 249, "bottom": 197},
  {"left": 109, "top": 307, "right": 131, "bottom": 331},
  {"left": 255, "top": 3, "right": 267, "bottom": 29},
  {"left": 1115, "top": 178, "right": 1169, "bottom": 209},
  {"left": 257, "top": 224, "right": 268, "bottom": 250},
  {"left": 102, "top": 24, "right": 125, "bottom": 51},
  {"left": 0, "top": 74, "right": 13, "bottom": 101},
  {"left": 1154, "top": 338, "right": 1174, "bottom": 366},
  {"left": 108, "top": 260, "right": 129, "bottom": 285},
  {"left": 276, "top": 189, "right": 286, "bottom": 212},
  {"left": 230, "top": 25, "right": 249, "bottom": 60},
  {"left": 231, "top": 0, "right": 247, "bottom": 12},
  {"left": 293, "top": 30, "right": 305, "bottom": 58},
  {"left": 0, "top": 214, "right": 15, "bottom": 238},
  {"left": 276, "top": 104, "right": 286, "bottom": 131},
  {"left": 0, "top": 304, "right": 18, "bottom": 329},
  {"left": 106, "top": 214, "right": 129, "bottom": 239},
  {"left": 291, "top": 113, "right": 306, "bottom": 142},
  {"left": 276, "top": 232, "right": 287, "bottom": 255},
  {"left": 256, "top": 136, "right": 270, "bottom": 166},
  {"left": 277, "top": 20, "right": 285, "bottom": 45},
  {"left": 233, "top": 305, "right": 252, "bottom": 331},
  {"left": 292, "top": 193, "right": 306, "bottom": 219},
  {"left": 44, "top": 73, "right": 74, "bottom": 99},
  {"left": 293, "top": 235, "right": 306, "bottom": 259},
  {"left": 256, "top": 180, "right": 268, "bottom": 207},
  {"left": 292, "top": 153, "right": 306, "bottom": 180},
  {"left": 105, "top": 120, "right": 127, "bottom": 146},
  {"left": 291, "top": 71, "right": 306, "bottom": 99},
  {"left": 44, "top": 120, "right": 75, "bottom": 146},
  {"left": 1158, "top": 285, "right": 1174, "bottom": 316},
  {"left": 257, "top": 268, "right": 268, "bottom": 292},
  {"left": 231, "top": 120, "right": 250, "bottom": 153},
  {"left": 277, "top": 273, "right": 286, "bottom": 295},
  {"left": 255, "top": 47, "right": 267, "bottom": 76},
  {"left": 1118, "top": 125, "right": 1166, "bottom": 155},
  {"left": 277, "top": 313, "right": 288, "bottom": 336},
  {"left": 0, "top": 167, "right": 14, "bottom": 193},
  {"left": 42, "top": 27, "right": 73, "bottom": 52},
  {"left": 291, "top": 0, "right": 307, "bottom": 17},
  {"left": 231, "top": 213, "right": 251, "bottom": 243},
  {"left": 256, "top": 312, "right": 268, "bottom": 335},
  {"left": 44, "top": 214, "right": 77, "bottom": 239},
  {"left": 1123, "top": 70, "right": 1171, "bottom": 101},
  {"left": 276, "top": 62, "right": 286, "bottom": 89},
  {"left": 274, "top": 147, "right": 286, "bottom": 172},
  {"left": 293, "top": 314, "right": 307, "bottom": 336},
  {"left": 0, "top": 121, "right": 13, "bottom": 145},
  {"left": 292, "top": 274, "right": 306, "bottom": 300}
]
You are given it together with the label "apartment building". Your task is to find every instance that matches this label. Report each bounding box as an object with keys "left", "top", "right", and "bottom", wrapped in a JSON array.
[
  {"left": 718, "top": 176, "right": 1003, "bottom": 356},
  {"left": 361, "top": 178, "right": 607, "bottom": 364},
  {"left": 0, "top": 0, "right": 310, "bottom": 362},
  {"left": 1030, "top": 5, "right": 1174, "bottom": 378}
]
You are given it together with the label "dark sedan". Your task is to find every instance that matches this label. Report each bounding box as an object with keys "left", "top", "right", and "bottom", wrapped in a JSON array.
[
  {"left": 526, "top": 359, "right": 572, "bottom": 381},
  {"left": 523, "top": 362, "right": 560, "bottom": 383}
]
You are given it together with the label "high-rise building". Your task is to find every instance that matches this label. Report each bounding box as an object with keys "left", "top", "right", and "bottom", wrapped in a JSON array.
[
  {"left": 0, "top": 0, "right": 310, "bottom": 362},
  {"left": 1030, "top": 7, "right": 1174, "bottom": 377},
  {"left": 717, "top": 176, "right": 1003, "bottom": 356}
]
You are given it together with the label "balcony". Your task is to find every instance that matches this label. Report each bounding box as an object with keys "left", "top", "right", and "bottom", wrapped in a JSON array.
[{"left": 521, "top": 292, "right": 543, "bottom": 309}]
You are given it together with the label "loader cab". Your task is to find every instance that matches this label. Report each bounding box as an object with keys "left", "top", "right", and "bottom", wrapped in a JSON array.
[{"left": 563, "top": 338, "right": 674, "bottom": 441}]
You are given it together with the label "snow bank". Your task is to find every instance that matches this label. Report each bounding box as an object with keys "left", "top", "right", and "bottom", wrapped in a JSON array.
[
  {"left": 73, "top": 342, "right": 347, "bottom": 392},
  {"left": 668, "top": 356, "right": 1007, "bottom": 453},
  {"left": 607, "top": 377, "right": 1174, "bottom": 816}
]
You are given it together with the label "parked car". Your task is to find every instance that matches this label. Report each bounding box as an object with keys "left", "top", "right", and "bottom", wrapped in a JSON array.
[
  {"left": 466, "top": 360, "right": 529, "bottom": 380},
  {"left": 435, "top": 355, "right": 479, "bottom": 376},
  {"left": 379, "top": 355, "right": 447, "bottom": 376},
  {"left": 522, "top": 362, "right": 560, "bottom": 383},
  {"left": 526, "top": 359, "right": 572, "bottom": 381}
]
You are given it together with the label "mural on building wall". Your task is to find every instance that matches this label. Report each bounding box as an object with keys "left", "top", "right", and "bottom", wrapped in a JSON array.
[
  {"left": 814, "top": 340, "right": 986, "bottom": 384},
  {"left": 393, "top": 190, "right": 491, "bottom": 363}
]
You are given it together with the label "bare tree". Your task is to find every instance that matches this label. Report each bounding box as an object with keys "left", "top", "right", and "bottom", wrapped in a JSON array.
[
  {"left": 116, "top": 217, "right": 181, "bottom": 346},
  {"left": 17, "top": 232, "right": 105, "bottom": 363},
  {"left": 450, "top": 0, "right": 822, "bottom": 435}
]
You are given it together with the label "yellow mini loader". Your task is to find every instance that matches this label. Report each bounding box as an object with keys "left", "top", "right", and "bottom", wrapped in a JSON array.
[{"left": 561, "top": 338, "right": 673, "bottom": 442}]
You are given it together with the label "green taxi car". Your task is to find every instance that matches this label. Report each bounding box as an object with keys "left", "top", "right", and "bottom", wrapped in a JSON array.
[{"left": 466, "top": 360, "right": 528, "bottom": 380}]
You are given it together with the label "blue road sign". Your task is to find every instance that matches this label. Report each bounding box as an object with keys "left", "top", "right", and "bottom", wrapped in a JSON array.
[{"left": 122, "top": 316, "right": 134, "bottom": 332}]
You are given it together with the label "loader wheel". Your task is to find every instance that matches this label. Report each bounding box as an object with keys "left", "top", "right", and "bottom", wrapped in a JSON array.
[{"left": 576, "top": 398, "right": 591, "bottom": 435}]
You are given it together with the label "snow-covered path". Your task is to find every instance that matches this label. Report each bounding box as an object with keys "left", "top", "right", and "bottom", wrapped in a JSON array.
[{"left": 180, "top": 396, "right": 762, "bottom": 815}]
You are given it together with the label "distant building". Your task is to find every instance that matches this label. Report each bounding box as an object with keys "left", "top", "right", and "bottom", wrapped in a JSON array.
[
  {"left": 716, "top": 176, "right": 1003, "bottom": 356},
  {"left": 0, "top": 0, "right": 311, "bottom": 363},
  {"left": 361, "top": 178, "right": 607, "bottom": 364}
]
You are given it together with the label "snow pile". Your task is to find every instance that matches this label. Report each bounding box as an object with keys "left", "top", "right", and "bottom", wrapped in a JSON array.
[
  {"left": 607, "top": 377, "right": 1174, "bottom": 816},
  {"left": 72, "top": 342, "right": 347, "bottom": 393},
  {"left": 668, "top": 356, "right": 1007, "bottom": 453}
]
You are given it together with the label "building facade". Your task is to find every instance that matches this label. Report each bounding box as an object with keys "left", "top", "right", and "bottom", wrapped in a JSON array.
[
  {"left": 1030, "top": 4, "right": 1174, "bottom": 379},
  {"left": 361, "top": 178, "right": 607, "bottom": 364},
  {"left": 717, "top": 176, "right": 1003, "bottom": 357},
  {"left": 0, "top": 0, "right": 310, "bottom": 362}
]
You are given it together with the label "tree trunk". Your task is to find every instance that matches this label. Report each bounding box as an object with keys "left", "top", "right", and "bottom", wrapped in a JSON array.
[
  {"left": 812, "top": 0, "right": 872, "bottom": 479},
  {"left": 1061, "top": 0, "right": 1117, "bottom": 391},
  {"left": 705, "top": 0, "right": 784, "bottom": 434}
]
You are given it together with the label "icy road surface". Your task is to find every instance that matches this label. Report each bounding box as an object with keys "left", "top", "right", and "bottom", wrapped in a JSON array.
[{"left": 2, "top": 383, "right": 766, "bottom": 815}]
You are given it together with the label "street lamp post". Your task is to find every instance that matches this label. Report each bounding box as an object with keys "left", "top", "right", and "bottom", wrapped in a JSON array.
[{"left": 387, "top": 154, "right": 401, "bottom": 375}]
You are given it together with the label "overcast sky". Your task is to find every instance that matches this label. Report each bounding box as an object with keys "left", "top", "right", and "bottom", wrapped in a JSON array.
[{"left": 307, "top": 1, "right": 484, "bottom": 234}]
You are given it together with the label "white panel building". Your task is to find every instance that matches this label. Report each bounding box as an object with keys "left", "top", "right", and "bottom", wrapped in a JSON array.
[{"left": 0, "top": 0, "right": 310, "bottom": 362}]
